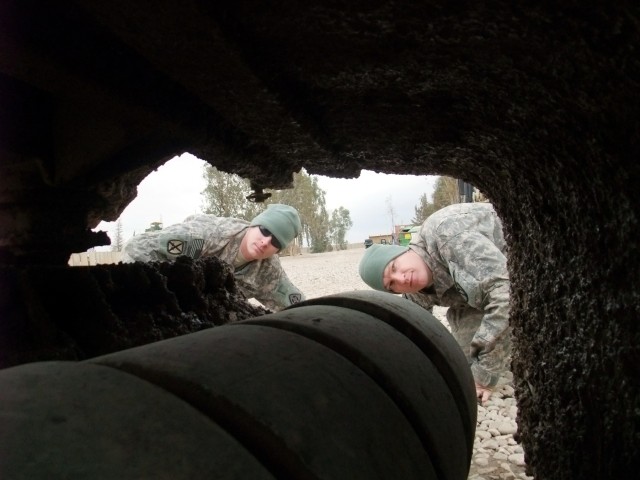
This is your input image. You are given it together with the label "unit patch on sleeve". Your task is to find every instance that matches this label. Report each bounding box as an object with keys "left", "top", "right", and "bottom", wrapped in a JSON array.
[
  {"left": 289, "top": 293, "right": 302, "bottom": 304},
  {"left": 167, "top": 239, "right": 184, "bottom": 255},
  {"left": 166, "top": 238, "right": 204, "bottom": 258}
]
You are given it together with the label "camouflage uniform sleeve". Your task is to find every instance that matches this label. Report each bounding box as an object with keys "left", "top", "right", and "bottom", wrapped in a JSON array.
[
  {"left": 120, "top": 216, "right": 233, "bottom": 264},
  {"left": 439, "top": 231, "right": 511, "bottom": 387},
  {"left": 235, "top": 257, "right": 305, "bottom": 312},
  {"left": 253, "top": 267, "right": 305, "bottom": 312},
  {"left": 120, "top": 232, "right": 167, "bottom": 263}
]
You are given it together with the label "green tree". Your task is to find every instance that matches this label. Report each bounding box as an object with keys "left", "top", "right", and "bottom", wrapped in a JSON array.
[
  {"left": 201, "top": 165, "right": 262, "bottom": 221},
  {"left": 267, "top": 170, "right": 331, "bottom": 253},
  {"left": 411, "top": 193, "right": 437, "bottom": 225},
  {"left": 145, "top": 221, "right": 163, "bottom": 232},
  {"left": 200, "top": 167, "right": 339, "bottom": 253},
  {"left": 329, "top": 207, "right": 353, "bottom": 250},
  {"left": 411, "top": 176, "right": 461, "bottom": 225},
  {"left": 309, "top": 206, "right": 331, "bottom": 253}
]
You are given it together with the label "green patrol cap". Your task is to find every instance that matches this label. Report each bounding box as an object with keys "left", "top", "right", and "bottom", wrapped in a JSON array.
[
  {"left": 359, "top": 244, "right": 409, "bottom": 291},
  {"left": 250, "top": 204, "right": 302, "bottom": 249}
]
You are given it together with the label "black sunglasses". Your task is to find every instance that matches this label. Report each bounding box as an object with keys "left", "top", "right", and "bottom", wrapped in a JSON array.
[{"left": 258, "top": 226, "right": 282, "bottom": 250}]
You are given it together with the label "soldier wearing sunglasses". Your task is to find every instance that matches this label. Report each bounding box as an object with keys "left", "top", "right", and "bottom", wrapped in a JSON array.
[{"left": 121, "top": 204, "right": 305, "bottom": 311}]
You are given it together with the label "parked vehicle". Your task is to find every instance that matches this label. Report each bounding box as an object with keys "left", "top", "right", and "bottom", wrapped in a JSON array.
[
  {"left": 364, "top": 238, "right": 373, "bottom": 248},
  {"left": 398, "top": 226, "right": 420, "bottom": 246}
]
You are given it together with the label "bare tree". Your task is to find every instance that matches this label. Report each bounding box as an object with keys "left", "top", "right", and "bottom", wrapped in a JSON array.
[
  {"left": 111, "top": 219, "right": 124, "bottom": 251},
  {"left": 386, "top": 196, "right": 397, "bottom": 244}
]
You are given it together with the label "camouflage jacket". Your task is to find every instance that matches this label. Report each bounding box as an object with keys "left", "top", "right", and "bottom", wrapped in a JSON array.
[
  {"left": 405, "top": 202, "right": 510, "bottom": 387},
  {"left": 120, "top": 214, "right": 304, "bottom": 311}
]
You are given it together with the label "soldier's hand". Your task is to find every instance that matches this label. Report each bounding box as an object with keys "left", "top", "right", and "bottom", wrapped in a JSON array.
[{"left": 475, "top": 382, "right": 493, "bottom": 406}]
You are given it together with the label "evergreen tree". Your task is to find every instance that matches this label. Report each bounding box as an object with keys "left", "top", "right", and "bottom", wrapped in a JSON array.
[
  {"left": 200, "top": 167, "right": 344, "bottom": 253},
  {"left": 329, "top": 207, "right": 353, "bottom": 250},
  {"left": 411, "top": 193, "right": 437, "bottom": 225},
  {"left": 411, "top": 176, "right": 462, "bottom": 226},
  {"left": 309, "top": 206, "right": 331, "bottom": 253},
  {"left": 145, "top": 221, "right": 163, "bottom": 232},
  {"left": 267, "top": 170, "right": 332, "bottom": 253}
]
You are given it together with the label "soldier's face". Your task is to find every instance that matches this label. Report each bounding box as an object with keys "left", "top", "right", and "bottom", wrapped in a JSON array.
[
  {"left": 382, "top": 250, "right": 431, "bottom": 294},
  {"left": 243, "top": 225, "right": 279, "bottom": 260}
]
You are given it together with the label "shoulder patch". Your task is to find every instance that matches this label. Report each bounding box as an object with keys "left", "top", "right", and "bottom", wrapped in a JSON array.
[
  {"left": 288, "top": 293, "right": 302, "bottom": 304},
  {"left": 167, "top": 239, "right": 184, "bottom": 255},
  {"left": 166, "top": 238, "right": 205, "bottom": 258}
]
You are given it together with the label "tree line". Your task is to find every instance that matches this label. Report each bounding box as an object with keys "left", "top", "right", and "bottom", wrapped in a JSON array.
[
  {"left": 410, "top": 176, "right": 485, "bottom": 225},
  {"left": 201, "top": 167, "right": 353, "bottom": 253},
  {"left": 113, "top": 167, "right": 481, "bottom": 252}
]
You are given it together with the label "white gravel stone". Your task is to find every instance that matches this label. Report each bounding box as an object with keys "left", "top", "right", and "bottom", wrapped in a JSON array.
[
  {"left": 509, "top": 453, "right": 526, "bottom": 466},
  {"left": 481, "top": 439, "right": 500, "bottom": 450},
  {"left": 502, "top": 385, "right": 515, "bottom": 396},
  {"left": 497, "top": 422, "right": 518, "bottom": 435}
]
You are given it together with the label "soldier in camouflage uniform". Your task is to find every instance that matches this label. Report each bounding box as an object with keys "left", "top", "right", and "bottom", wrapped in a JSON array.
[
  {"left": 121, "top": 204, "right": 305, "bottom": 312},
  {"left": 358, "top": 202, "right": 509, "bottom": 404}
]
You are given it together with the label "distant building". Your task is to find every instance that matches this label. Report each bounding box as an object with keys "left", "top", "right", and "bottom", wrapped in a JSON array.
[{"left": 368, "top": 234, "right": 394, "bottom": 245}]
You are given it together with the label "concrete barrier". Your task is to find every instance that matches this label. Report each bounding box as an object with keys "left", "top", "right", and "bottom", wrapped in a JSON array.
[{"left": 68, "top": 251, "right": 122, "bottom": 266}]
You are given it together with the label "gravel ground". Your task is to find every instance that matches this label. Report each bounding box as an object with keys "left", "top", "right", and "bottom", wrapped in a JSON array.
[{"left": 279, "top": 247, "right": 532, "bottom": 480}]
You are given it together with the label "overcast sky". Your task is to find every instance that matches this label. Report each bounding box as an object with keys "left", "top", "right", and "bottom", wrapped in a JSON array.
[{"left": 93, "top": 153, "right": 436, "bottom": 250}]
